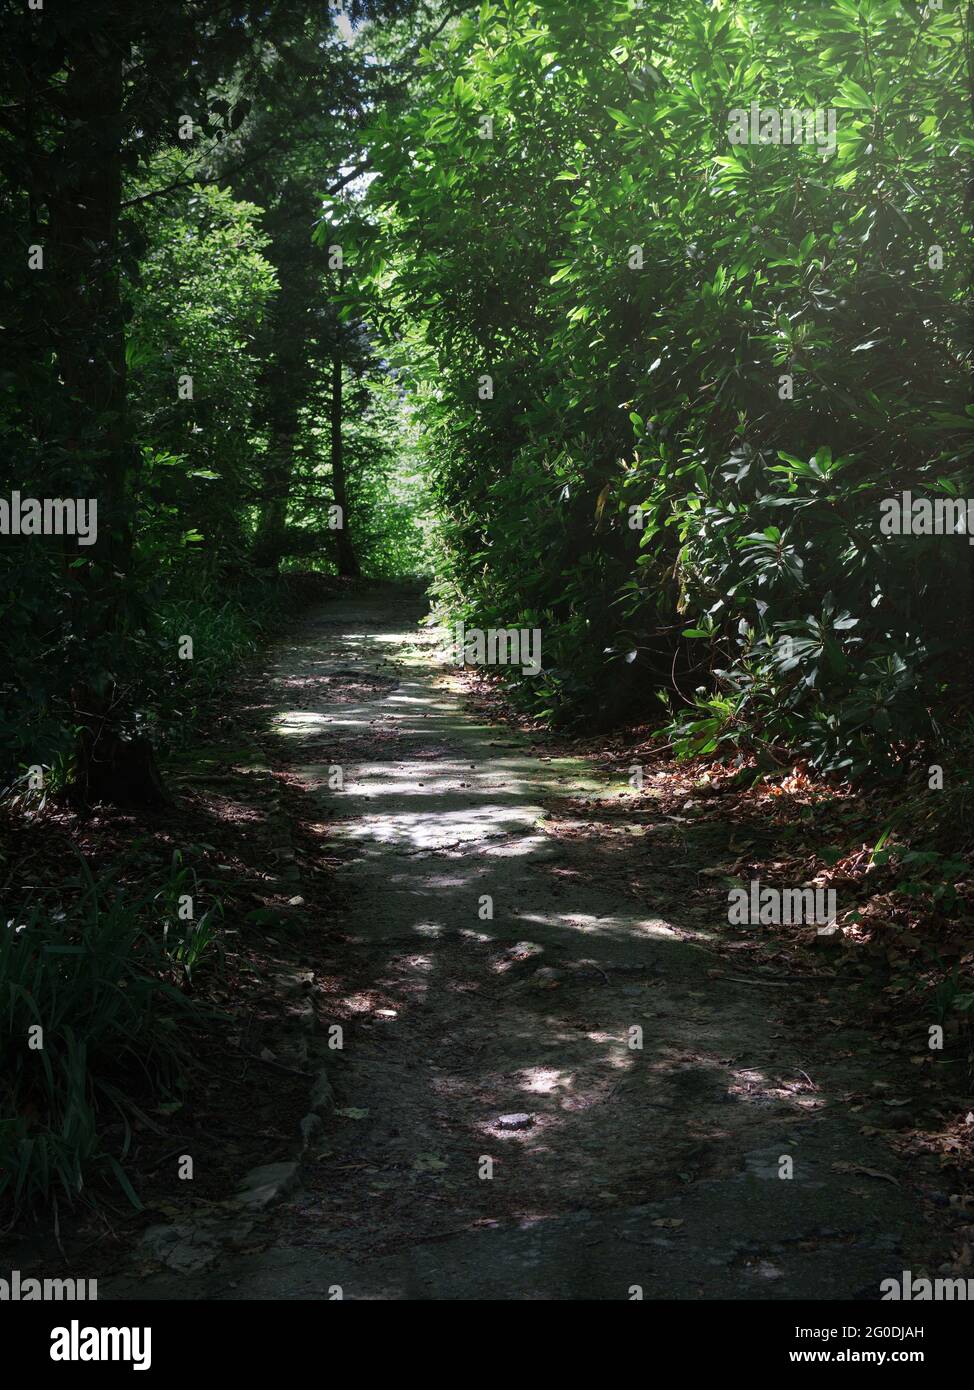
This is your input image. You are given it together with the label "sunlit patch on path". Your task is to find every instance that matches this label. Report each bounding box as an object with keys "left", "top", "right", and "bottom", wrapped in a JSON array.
[{"left": 109, "top": 593, "right": 948, "bottom": 1301}]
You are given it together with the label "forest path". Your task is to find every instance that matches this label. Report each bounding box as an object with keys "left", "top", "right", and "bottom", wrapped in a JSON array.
[{"left": 119, "top": 591, "right": 943, "bottom": 1300}]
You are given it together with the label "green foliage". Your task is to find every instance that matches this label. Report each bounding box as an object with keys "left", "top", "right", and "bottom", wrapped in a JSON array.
[
  {"left": 290, "top": 372, "right": 435, "bottom": 579},
  {"left": 360, "top": 0, "right": 973, "bottom": 772},
  {"left": 0, "top": 0, "right": 441, "bottom": 1222},
  {"left": 150, "top": 583, "right": 272, "bottom": 741},
  {"left": 0, "top": 857, "right": 214, "bottom": 1214},
  {"left": 158, "top": 852, "right": 224, "bottom": 985},
  {"left": 0, "top": 0, "right": 428, "bottom": 795},
  {"left": 129, "top": 168, "right": 278, "bottom": 568}
]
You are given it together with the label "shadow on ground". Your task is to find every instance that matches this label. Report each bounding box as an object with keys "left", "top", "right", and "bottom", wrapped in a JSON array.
[{"left": 105, "top": 593, "right": 949, "bottom": 1300}]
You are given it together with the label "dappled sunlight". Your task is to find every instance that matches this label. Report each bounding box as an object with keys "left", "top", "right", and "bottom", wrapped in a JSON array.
[
  {"left": 728, "top": 1065, "right": 826, "bottom": 1112},
  {"left": 385, "top": 691, "right": 450, "bottom": 708},
  {"left": 341, "top": 630, "right": 430, "bottom": 649},
  {"left": 337, "top": 765, "right": 517, "bottom": 793},
  {"left": 339, "top": 992, "right": 380, "bottom": 1015},
  {"left": 13, "top": 0, "right": 961, "bottom": 1304},
  {"left": 333, "top": 804, "right": 541, "bottom": 849},
  {"left": 273, "top": 711, "right": 331, "bottom": 733},
  {"left": 587, "top": 1037, "right": 632, "bottom": 1065},
  {"left": 516, "top": 1066, "right": 581, "bottom": 1095},
  {"left": 255, "top": 594, "right": 882, "bottom": 1271},
  {"left": 509, "top": 908, "right": 716, "bottom": 946},
  {"left": 479, "top": 835, "right": 550, "bottom": 859}
]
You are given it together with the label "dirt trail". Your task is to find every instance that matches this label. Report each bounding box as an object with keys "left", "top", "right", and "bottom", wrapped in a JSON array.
[{"left": 111, "top": 592, "right": 947, "bottom": 1300}]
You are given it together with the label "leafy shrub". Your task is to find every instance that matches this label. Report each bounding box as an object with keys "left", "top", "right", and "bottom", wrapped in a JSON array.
[
  {"left": 361, "top": 0, "right": 972, "bottom": 774},
  {"left": 0, "top": 857, "right": 213, "bottom": 1213}
]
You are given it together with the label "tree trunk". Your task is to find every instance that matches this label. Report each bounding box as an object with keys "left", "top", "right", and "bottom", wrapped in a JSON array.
[
  {"left": 48, "top": 36, "right": 166, "bottom": 807},
  {"left": 252, "top": 418, "right": 298, "bottom": 571},
  {"left": 251, "top": 239, "right": 311, "bottom": 572},
  {"left": 330, "top": 352, "right": 360, "bottom": 578}
]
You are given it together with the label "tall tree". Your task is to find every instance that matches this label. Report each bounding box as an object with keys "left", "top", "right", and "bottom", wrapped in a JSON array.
[{"left": 0, "top": 0, "right": 412, "bottom": 800}]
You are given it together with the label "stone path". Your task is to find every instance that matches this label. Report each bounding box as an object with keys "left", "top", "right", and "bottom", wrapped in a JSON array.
[{"left": 108, "top": 593, "right": 945, "bottom": 1301}]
